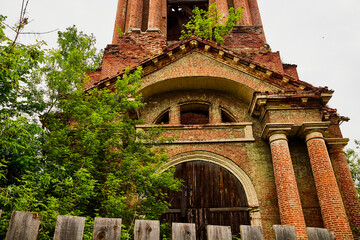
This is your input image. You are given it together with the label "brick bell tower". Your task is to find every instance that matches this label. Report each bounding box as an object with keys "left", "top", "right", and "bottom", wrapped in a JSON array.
[{"left": 87, "top": 0, "right": 360, "bottom": 239}]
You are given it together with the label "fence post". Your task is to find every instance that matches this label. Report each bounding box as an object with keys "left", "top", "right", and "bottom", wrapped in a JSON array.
[
  {"left": 5, "top": 211, "right": 42, "bottom": 240},
  {"left": 134, "top": 220, "right": 160, "bottom": 240},
  {"left": 206, "top": 225, "right": 232, "bottom": 240},
  {"left": 240, "top": 225, "right": 264, "bottom": 240},
  {"left": 273, "top": 225, "right": 297, "bottom": 240},
  {"left": 92, "top": 217, "right": 122, "bottom": 240},
  {"left": 306, "top": 227, "right": 335, "bottom": 240},
  {"left": 172, "top": 222, "right": 196, "bottom": 240},
  {"left": 53, "top": 215, "right": 86, "bottom": 240}
]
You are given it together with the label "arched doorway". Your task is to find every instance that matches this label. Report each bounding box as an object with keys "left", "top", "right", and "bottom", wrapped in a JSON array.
[{"left": 162, "top": 161, "right": 250, "bottom": 238}]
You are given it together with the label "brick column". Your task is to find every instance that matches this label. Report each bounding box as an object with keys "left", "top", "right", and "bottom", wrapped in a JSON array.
[
  {"left": 148, "top": 0, "right": 162, "bottom": 30},
  {"left": 305, "top": 131, "right": 353, "bottom": 239},
  {"left": 269, "top": 133, "right": 308, "bottom": 240},
  {"left": 125, "top": 0, "right": 143, "bottom": 31},
  {"left": 233, "top": 0, "right": 252, "bottom": 25},
  {"left": 112, "top": 0, "right": 128, "bottom": 43},
  {"left": 328, "top": 141, "right": 360, "bottom": 236}
]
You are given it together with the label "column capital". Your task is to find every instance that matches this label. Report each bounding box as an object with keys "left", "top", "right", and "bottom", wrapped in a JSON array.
[
  {"left": 298, "top": 122, "right": 330, "bottom": 138},
  {"left": 261, "top": 123, "right": 294, "bottom": 140}
]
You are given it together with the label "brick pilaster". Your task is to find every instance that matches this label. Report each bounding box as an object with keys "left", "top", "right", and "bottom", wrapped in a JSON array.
[
  {"left": 148, "top": 0, "right": 162, "bottom": 30},
  {"left": 234, "top": 0, "right": 252, "bottom": 25},
  {"left": 328, "top": 143, "right": 360, "bottom": 237},
  {"left": 125, "top": 0, "right": 143, "bottom": 31},
  {"left": 216, "top": 0, "right": 229, "bottom": 19},
  {"left": 269, "top": 133, "right": 308, "bottom": 240},
  {"left": 305, "top": 132, "right": 353, "bottom": 239},
  {"left": 112, "top": 0, "right": 128, "bottom": 43}
]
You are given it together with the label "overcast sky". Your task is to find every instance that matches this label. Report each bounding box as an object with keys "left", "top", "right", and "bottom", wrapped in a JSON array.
[{"left": 1, "top": 0, "right": 359, "bottom": 148}]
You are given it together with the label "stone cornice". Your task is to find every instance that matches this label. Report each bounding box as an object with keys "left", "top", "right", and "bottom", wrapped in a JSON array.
[
  {"left": 325, "top": 138, "right": 350, "bottom": 148},
  {"left": 261, "top": 123, "right": 294, "bottom": 140},
  {"left": 249, "top": 91, "right": 334, "bottom": 119},
  {"left": 298, "top": 122, "right": 330, "bottom": 138}
]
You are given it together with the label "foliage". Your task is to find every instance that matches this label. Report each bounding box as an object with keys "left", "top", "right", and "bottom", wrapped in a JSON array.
[
  {"left": 180, "top": 2, "right": 243, "bottom": 44},
  {"left": 0, "top": 14, "right": 181, "bottom": 239},
  {"left": 346, "top": 139, "right": 360, "bottom": 197}
]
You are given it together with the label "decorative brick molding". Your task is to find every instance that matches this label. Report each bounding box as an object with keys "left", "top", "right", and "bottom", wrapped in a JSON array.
[
  {"left": 268, "top": 132, "right": 308, "bottom": 240},
  {"left": 158, "top": 150, "right": 261, "bottom": 226},
  {"left": 305, "top": 131, "right": 353, "bottom": 239}
]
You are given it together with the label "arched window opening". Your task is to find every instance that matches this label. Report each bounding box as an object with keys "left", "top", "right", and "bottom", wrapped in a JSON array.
[
  {"left": 180, "top": 103, "right": 209, "bottom": 125},
  {"left": 155, "top": 109, "right": 170, "bottom": 124},
  {"left": 167, "top": 0, "right": 208, "bottom": 41},
  {"left": 221, "top": 108, "right": 236, "bottom": 123}
]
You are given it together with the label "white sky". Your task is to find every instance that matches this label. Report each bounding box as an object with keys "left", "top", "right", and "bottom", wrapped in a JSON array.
[{"left": 1, "top": 0, "right": 359, "bottom": 148}]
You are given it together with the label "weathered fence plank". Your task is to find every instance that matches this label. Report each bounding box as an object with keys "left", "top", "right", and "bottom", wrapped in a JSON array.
[
  {"left": 5, "top": 211, "right": 42, "bottom": 240},
  {"left": 0, "top": 210, "right": 2, "bottom": 218},
  {"left": 206, "top": 225, "right": 232, "bottom": 240},
  {"left": 134, "top": 220, "right": 160, "bottom": 240},
  {"left": 306, "top": 227, "right": 335, "bottom": 240},
  {"left": 53, "top": 215, "right": 86, "bottom": 240},
  {"left": 172, "top": 222, "right": 196, "bottom": 240},
  {"left": 240, "top": 225, "right": 264, "bottom": 240},
  {"left": 273, "top": 225, "right": 297, "bottom": 240},
  {"left": 92, "top": 217, "right": 122, "bottom": 240}
]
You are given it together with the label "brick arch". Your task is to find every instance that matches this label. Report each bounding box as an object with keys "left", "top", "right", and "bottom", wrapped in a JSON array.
[
  {"left": 140, "top": 52, "right": 280, "bottom": 101},
  {"left": 140, "top": 76, "right": 256, "bottom": 103},
  {"left": 159, "top": 150, "right": 261, "bottom": 226}
]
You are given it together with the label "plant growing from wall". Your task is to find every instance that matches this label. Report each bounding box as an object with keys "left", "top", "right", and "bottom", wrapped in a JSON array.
[{"left": 180, "top": 2, "right": 243, "bottom": 44}]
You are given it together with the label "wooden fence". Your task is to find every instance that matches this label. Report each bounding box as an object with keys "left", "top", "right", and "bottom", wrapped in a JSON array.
[{"left": 0, "top": 210, "right": 335, "bottom": 239}]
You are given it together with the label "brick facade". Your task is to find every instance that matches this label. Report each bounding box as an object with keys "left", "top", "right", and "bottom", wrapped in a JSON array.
[{"left": 87, "top": 0, "right": 360, "bottom": 238}]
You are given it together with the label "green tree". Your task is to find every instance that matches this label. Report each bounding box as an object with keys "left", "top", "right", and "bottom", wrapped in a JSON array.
[
  {"left": 0, "top": 15, "right": 181, "bottom": 239},
  {"left": 180, "top": 2, "right": 243, "bottom": 44},
  {"left": 0, "top": 14, "right": 45, "bottom": 186},
  {"left": 346, "top": 140, "right": 360, "bottom": 197}
]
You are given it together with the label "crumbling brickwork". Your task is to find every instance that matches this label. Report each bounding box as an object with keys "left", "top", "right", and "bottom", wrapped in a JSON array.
[{"left": 86, "top": 0, "right": 360, "bottom": 238}]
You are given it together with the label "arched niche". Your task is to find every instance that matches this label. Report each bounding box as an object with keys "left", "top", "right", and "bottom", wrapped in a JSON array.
[{"left": 140, "top": 76, "right": 256, "bottom": 104}]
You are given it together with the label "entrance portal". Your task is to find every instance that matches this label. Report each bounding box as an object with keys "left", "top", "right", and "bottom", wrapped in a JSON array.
[{"left": 162, "top": 160, "right": 250, "bottom": 239}]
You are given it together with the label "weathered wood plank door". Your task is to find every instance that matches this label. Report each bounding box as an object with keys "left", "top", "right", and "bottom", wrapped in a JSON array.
[{"left": 162, "top": 161, "right": 250, "bottom": 239}]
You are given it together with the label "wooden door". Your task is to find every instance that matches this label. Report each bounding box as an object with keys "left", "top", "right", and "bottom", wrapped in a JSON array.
[{"left": 162, "top": 161, "right": 250, "bottom": 239}]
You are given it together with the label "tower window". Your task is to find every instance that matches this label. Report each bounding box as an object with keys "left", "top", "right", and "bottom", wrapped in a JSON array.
[
  {"left": 180, "top": 103, "right": 209, "bottom": 125},
  {"left": 167, "top": 1, "right": 208, "bottom": 41}
]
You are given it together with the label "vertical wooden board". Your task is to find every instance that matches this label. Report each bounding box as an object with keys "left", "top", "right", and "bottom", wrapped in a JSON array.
[
  {"left": 53, "top": 215, "right": 86, "bottom": 240},
  {"left": 5, "top": 211, "right": 42, "bottom": 240},
  {"left": 240, "top": 225, "right": 264, "bottom": 240},
  {"left": 306, "top": 227, "right": 335, "bottom": 240},
  {"left": 273, "top": 225, "right": 297, "bottom": 240},
  {"left": 172, "top": 222, "right": 196, "bottom": 240},
  {"left": 206, "top": 225, "right": 232, "bottom": 240},
  {"left": 92, "top": 217, "right": 122, "bottom": 240},
  {"left": 134, "top": 220, "right": 160, "bottom": 240},
  {"left": 0, "top": 210, "right": 2, "bottom": 218}
]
